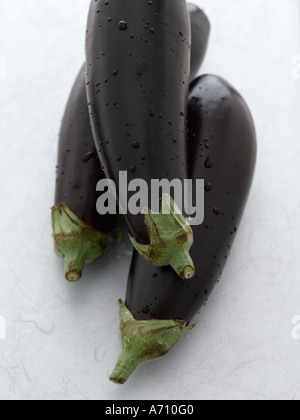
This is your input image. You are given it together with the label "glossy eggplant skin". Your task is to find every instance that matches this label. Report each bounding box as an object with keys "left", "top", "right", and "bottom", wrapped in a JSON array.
[
  {"left": 188, "top": 3, "right": 210, "bottom": 81},
  {"left": 55, "top": 66, "right": 116, "bottom": 233},
  {"left": 56, "top": 1, "right": 209, "bottom": 231},
  {"left": 126, "top": 75, "right": 257, "bottom": 323},
  {"left": 86, "top": 0, "right": 191, "bottom": 243}
]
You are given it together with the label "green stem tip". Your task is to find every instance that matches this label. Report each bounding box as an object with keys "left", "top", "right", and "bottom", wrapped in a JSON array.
[
  {"left": 110, "top": 300, "right": 193, "bottom": 385},
  {"left": 51, "top": 203, "right": 119, "bottom": 282},
  {"left": 129, "top": 194, "right": 195, "bottom": 279}
]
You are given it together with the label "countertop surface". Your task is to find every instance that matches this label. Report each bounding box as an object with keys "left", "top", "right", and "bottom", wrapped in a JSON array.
[{"left": 0, "top": 0, "right": 300, "bottom": 400}]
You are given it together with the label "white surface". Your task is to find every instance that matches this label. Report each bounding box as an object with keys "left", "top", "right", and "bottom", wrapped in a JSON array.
[{"left": 0, "top": 0, "right": 300, "bottom": 401}]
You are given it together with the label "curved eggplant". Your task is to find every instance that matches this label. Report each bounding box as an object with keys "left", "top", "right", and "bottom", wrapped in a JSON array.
[
  {"left": 188, "top": 3, "right": 210, "bottom": 81},
  {"left": 86, "top": 0, "right": 194, "bottom": 279},
  {"left": 110, "top": 75, "right": 257, "bottom": 384},
  {"left": 53, "top": 2, "right": 210, "bottom": 282},
  {"left": 52, "top": 67, "right": 119, "bottom": 282}
]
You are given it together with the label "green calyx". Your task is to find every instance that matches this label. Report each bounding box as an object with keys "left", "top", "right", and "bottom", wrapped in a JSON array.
[
  {"left": 129, "top": 194, "right": 195, "bottom": 279},
  {"left": 52, "top": 203, "right": 119, "bottom": 282},
  {"left": 110, "top": 300, "right": 193, "bottom": 385}
]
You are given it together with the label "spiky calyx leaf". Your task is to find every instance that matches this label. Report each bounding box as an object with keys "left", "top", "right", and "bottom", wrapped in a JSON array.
[
  {"left": 110, "top": 300, "right": 193, "bottom": 385},
  {"left": 130, "top": 194, "right": 195, "bottom": 279},
  {"left": 52, "top": 203, "right": 119, "bottom": 282}
]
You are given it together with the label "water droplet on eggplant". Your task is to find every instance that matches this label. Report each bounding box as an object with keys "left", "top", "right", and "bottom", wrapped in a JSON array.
[
  {"left": 205, "top": 183, "right": 213, "bottom": 192},
  {"left": 142, "top": 306, "right": 149, "bottom": 314},
  {"left": 118, "top": 21, "right": 128, "bottom": 31},
  {"left": 131, "top": 141, "right": 140, "bottom": 149},
  {"left": 205, "top": 157, "right": 213, "bottom": 169}
]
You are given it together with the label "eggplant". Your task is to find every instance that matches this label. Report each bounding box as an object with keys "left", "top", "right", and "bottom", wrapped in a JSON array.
[
  {"left": 110, "top": 75, "right": 257, "bottom": 384},
  {"left": 53, "top": 2, "right": 210, "bottom": 282},
  {"left": 86, "top": 0, "right": 195, "bottom": 279},
  {"left": 52, "top": 67, "right": 119, "bottom": 282},
  {"left": 188, "top": 3, "right": 210, "bottom": 81}
]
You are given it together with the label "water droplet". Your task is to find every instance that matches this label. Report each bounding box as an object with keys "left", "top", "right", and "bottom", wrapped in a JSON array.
[
  {"left": 113, "top": 70, "right": 118, "bottom": 76},
  {"left": 131, "top": 141, "right": 140, "bottom": 149},
  {"left": 213, "top": 207, "right": 221, "bottom": 216},
  {"left": 83, "top": 151, "right": 96, "bottom": 162},
  {"left": 19, "top": 315, "right": 55, "bottom": 335},
  {"left": 150, "top": 28, "right": 155, "bottom": 34},
  {"left": 142, "top": 306, "right": 149, "bottom": 314},
  {"left": 130, "top": 165, "right": 136, "bottom": 173},
  {"left": 205, "top": 183, "right": 213, "bottom": 192},
  {"left": 205, "top": 157, "right": 213, "bottom": 169},
  {"left": 118, "top": 21, "right": 128, "bottom": 31}
]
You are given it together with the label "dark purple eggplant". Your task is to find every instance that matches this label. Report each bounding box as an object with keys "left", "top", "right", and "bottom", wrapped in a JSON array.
[
  {"left": 52, "top": 67, "right": 119, "bottom": 282},
  {"left": 86, "top": 0, "right": 195, "bottom": 279},
  {"left": 188, "top": 3, "right": 210, "bottom": 81},
  {"left": 53, "top": 2, "right": 210, "bottom": 282},
  {"left": 110, "top": 75, "right": 257, "bottom": 384}
]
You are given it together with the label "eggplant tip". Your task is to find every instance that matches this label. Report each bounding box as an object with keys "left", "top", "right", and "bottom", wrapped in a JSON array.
[
  {"left": 109, "top": 376, "right": 127, "bottom": 385},
  {"left": 184, "top": 266, "right": 195, "bottom": 279},
  {"left": 66, "top": 271, "right": 81, "bottom": 282}
]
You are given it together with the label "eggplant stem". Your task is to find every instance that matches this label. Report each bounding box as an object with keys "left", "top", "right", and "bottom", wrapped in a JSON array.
[
  {"left": 129, "top": 194, "right": 195, "bottom": 279},
  {"left": 110, "top": 300, "right": 193, "bottom": 385},
  {"left": 110, "top": 349, "right": 141, "bottom": 385},
  {"left": 170, "top": 250, "right": 195, "bottom": 280},
  {"left": 52, "top": 203, "right": 117, "bottom": 282},
  {"left": 63, "top": 249, "right": 86, "bottom": 283}
]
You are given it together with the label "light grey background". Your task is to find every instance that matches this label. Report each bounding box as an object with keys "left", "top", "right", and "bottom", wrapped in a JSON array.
[{"left": 0, "top": 0, "right": 299, "bottom": 400}]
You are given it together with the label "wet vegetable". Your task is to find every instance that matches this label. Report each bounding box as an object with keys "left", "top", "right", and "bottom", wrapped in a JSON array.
[
  {"left": 52, "top": 67, "right": 119, "bottom": 282},
  {"left": 110, "top": 75, "right": 257, "bottom": 384},
  {"left": 86, "top": 0, "right": 194, "bottom": 279}
]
